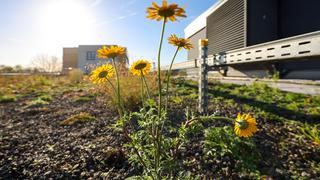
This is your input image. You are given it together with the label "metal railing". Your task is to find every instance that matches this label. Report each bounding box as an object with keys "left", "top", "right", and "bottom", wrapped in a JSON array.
[
  {"left": 161, "top": 59, "right": 198, "bottom": 70},
  {"left": 161, "top": 32, "right": 320, "bottom": 114},
  {"left": 224, "top": 30, "right": 320, "bottom": 65},
  {"left": 161, "top": 31, "right": 320, "bottom": 70}
]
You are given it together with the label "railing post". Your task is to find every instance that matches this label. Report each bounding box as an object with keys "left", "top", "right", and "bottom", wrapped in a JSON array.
[{"left": 198, "top": 39, "right": 208, "bottom": 114}]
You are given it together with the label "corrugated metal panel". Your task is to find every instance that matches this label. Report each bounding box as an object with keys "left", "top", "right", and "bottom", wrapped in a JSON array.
[
  {"left": 184, "top": 0, "right": 228, "bottom": 38},
  {"left": 206, "top": 0, "right": 245, "bottom": 55}
]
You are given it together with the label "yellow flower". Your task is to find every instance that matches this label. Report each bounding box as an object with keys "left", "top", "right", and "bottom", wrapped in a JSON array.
[
  {"left": 146, "top": 1, "right": 186, "bottom": 22},
  {"left": 90, "top": 64, "right": 114, "bottom": 84},
  {"left": 200, "top": 39, "right": 209, "bottom": 47},
  {"left": 130, "top": 59, "right": 152, "bottom": 76},
  {"left": 97, "top": 45, "right": 126, "bottom": 59},
  {"left": 234, "top": 113, "right": 257, "bottom": 137},
  {"left": 168, "top": 34, "right": 193, "bottom": 50}
]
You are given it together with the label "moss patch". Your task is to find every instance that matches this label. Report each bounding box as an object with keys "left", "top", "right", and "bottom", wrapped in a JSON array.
[
  {"left": 60, "top": 112, "right": 96, "bottom": 126},
  {"left": 0, "top": 95, "right": 17, "bottom": 103},
  {"left": 72, "top": 96, "right": 94, "bottom": 103},
  {"left": 38, "top": 94, "right": 53, "bottom": 102},
  {"left": 27, "top": 98, "right": 49, "bottom": 107}
]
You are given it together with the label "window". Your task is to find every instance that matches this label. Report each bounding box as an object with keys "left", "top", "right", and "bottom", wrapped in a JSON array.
[{"left": 86, "top": 51, "right": 96, "bottom": 60}]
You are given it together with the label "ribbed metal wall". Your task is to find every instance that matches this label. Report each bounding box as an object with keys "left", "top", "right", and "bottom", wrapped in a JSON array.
[
  {"left": 187, "top": 27, "right": 206, "bottom": 60},
  {"left": 206, "top": 0, "right": 246, "bottom": 55}
]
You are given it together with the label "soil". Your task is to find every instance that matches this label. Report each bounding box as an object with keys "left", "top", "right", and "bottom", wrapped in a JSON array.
[
  {"left": 1, "top": 85, "right": 319, "bottom": 179},
  {"left": 0, "top": 90, "right": 137, "bottom": 179}
]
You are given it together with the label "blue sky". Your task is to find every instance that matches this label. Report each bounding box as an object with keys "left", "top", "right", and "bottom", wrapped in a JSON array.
[{"left": 0, "top": 0, "right": 217, "bottom": 66}]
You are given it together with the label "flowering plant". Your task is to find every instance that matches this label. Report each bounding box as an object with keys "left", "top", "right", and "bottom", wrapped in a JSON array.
[{"left": 89, "top": 1, "right": 258, "bottom": 179}]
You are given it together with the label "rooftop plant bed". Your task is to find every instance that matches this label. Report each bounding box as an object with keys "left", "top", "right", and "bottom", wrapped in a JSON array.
[
  {"left": 0, "top": 75, "right": 319, "bottom": 179},
  {"left": 1, "top": 1, "right": 319, "bottom": 179}
]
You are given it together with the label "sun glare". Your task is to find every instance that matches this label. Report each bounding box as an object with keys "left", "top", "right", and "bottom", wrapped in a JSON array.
[{"left": 38, "top": 0, "right": 95, "bottom": 50}]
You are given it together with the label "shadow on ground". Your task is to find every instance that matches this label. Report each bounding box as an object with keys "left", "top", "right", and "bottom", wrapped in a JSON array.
[{"left": 181, "top": 82, "right": 320, "bottom": 124}]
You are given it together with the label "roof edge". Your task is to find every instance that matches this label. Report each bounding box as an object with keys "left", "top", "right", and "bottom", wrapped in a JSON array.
[{"left": 184, "top": 0, "right": 228, "bottom": 38}]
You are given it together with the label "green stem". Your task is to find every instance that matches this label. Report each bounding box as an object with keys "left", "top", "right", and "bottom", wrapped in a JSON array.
[
  {"left": 141, "top": 73, "right": 151, "bottom": 99},
  {"left": 155, "top": 18, "right": 166, "bottom": 179},
  {"left": 107, "top": 78, "right": 117, "bottom": 97},
  {"left": 112, "top": 57, "right": 123, "bottom": 116},
  {"left": 107, "top": 78, "right": 123, "bottom": 116},
  {"left": 132, "top": 146, "right": 151, "bottom": 177},
  {"left": 165, "top": 46, "right": 180, "bottom": 112},
  {"left": 186, "top": 116, "right": 235, "bottom": 126},
  {"left": 157, "top": 47, "right": 180, "bottom": 171},
  {"left": 140, "top": 76, "right": 144, "bottom": 106},
  {"left": 126, "top": 122, "right": 154, "bottom": 180},
  {"left": 206, "top": 116, "right": 234, "bottom": 121},
  {"left": 157, "top": 19, "right": 166, "bottom": 116},
  {"left": 157, "top": 47, "right": 180, "bottom": 162}
]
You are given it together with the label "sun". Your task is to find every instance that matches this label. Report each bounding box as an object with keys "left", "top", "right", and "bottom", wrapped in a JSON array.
[{"left": 38, "top": 0, "right": 95, "bottom": 50}]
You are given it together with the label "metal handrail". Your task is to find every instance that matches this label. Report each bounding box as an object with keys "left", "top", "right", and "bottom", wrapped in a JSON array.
[
  {"left": 161, "top": 31, "right": 320, "bottom": 70},
  {"left": 224, "top": 30, "right": 320, "bottom": 64}
]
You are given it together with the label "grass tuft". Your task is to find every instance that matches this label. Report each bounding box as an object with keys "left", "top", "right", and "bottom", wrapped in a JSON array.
[
  {"left": 27, "top": 98, "right": 49, "bottom": 107},
  {"left": 300, "top": 123, "right": 320, "bottom": 145}
]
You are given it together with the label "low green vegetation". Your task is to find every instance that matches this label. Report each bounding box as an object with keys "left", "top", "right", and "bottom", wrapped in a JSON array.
[
  {"left": 72, "top": 95, "right": 95, "bottom": 103},
  {"left": 1, "top": 75, "right": 319, "bottom": 178},
  {"left": 37, "top": 94, "right": 53, "bottom": 102},
  {"left": 171, "top": 78, "right": 320, "bottom": 122},
  {"left": 226, "top": 82, "right": 320, "bottom": 117},
  {"left": 60, "top": 112, "right": 96, "bottom": 126},
  {"left": 26, "top": 98, "right": 50, "bottom": 107},
  {"left": 0, "top": 95, "right": 17, "bottom": 103},
  {"left": 300, "top": 123, "right": 320, "bottom": 145},
  {"left": 171, "top": 78, "right": 320, "bottom": 147},
  {"left": 204, "top": 126, "right": 261, "bottom": 176}
]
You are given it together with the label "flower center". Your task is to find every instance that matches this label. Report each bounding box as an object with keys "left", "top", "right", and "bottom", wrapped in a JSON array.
[
  {"left": 106, "top": 52, "right": 117, "bottom": 58},
  {"left": 236, "top": 119, "right": 248, "bottom": 130},
  {"left": 158, "top": 7, "right": 175, "bottom": 17},
  {"left": 98, "top": 71, "right": 109, "bottom": 78},
  {"left": 134, "top": 63, "right": 147, "bottom": 70},
  {"left": 177, "top": 41, "right": 186, "bottom": 47}
]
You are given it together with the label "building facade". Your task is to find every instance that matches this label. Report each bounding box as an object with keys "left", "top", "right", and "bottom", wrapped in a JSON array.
[
  {"left": 185, "top": 0, "right": 320, "bottom": 79},
  {"left": 62, "top": 45, "right": 128, "bottom": 74}
]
